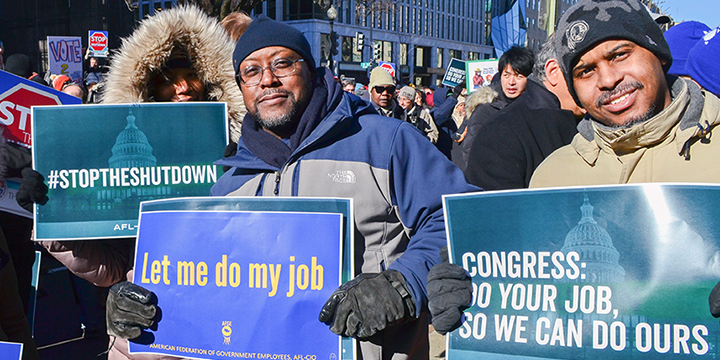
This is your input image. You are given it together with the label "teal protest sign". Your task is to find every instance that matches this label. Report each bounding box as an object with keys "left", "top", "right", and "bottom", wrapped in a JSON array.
[
  {"left": 32, "top": 103, "right": 228, "bottom": 240},
  {"left": 442, "top": 58, "right": 466, "bottom": 88},
  {"left": 129, "top": 197, "right": 352, "bottom": 359},
  {"left": 444, "top": 184, "right": 720, "bottom": 359}
]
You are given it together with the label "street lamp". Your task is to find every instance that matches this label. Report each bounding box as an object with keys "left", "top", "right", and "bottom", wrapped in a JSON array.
[{"left": 326, "top": 4, "right": 337, "bottom": 74}]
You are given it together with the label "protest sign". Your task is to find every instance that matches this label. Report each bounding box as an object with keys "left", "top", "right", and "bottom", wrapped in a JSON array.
[
  {"left": 129, "top": 197, "right": 350, "bottom": 359},
  {"left": 442, "top": 58, "right": 466, "bottom": 88},
  {"left": 378, "top": 61, "right": 396, "bottom": 78},
  {"left": 47, "top": 36, "right": 83, "bottom": 82},
  {"left": 88, "top": 30, "right": 109, "bottom": 58},
  {"left": 0, "top": 341, "right": 22, "bottom": 360},
  {"left": 32, "top": 102, "right": 228, "bottom": 240},
  {"left": 0, "top": 70, "right": 81, "bottom": 148},
  {"left": 465, "top": 59, "right": 498, "bottom": 93},
  {"left": 0, "top": 71, "right": 80, "bottom": 219},
  {"left": 444, "top": 184, "right": 720, "bottom": 360}
]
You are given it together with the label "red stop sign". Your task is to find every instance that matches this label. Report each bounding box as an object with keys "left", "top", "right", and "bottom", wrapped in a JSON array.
[
  {"left": 0, "top": 84, "right": 62, "bottom": 148},
  {"left": 89, "top": 32, "right": 108, "bottom": 52}
]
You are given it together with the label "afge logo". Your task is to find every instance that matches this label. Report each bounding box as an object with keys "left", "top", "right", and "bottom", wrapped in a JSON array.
[{"left": 222, "top": 321, "right": 232, "bottom": 345}]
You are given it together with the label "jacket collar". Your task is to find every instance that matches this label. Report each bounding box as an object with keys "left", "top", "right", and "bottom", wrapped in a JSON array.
[{"left": 573, "top": 76, "right": 709, "bottom": 165}]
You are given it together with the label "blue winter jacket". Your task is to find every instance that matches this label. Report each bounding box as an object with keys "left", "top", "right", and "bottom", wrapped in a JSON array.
[{"left": 211, "top": 70, "right": 478, "bottom": 314}]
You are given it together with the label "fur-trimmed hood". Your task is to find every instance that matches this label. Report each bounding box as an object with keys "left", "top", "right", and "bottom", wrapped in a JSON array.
[
  {"left": 464, "top": 85, "right": 497, "bottom": 118},
  {"left": 100, "top": 5, "right": 245, "bottom": 142}
]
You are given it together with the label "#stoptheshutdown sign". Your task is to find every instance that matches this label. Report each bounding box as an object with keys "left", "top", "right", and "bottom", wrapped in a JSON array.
[
  {"left": 129, "top": 197, "right": 347, "bottom": 360},
  {"left": 443, "top": 184, "right": 720, "bottom": 360},
  {"left": 32, "top": 102, "right": 228, "bottom": 240}
]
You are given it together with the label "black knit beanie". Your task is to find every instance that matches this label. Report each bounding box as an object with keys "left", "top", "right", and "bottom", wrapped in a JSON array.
[
  {"left": 554, "top": 0, "right": 672, "bottom": 106},
  {"left": 232, "top": 15, "right": 315, "bottom": 75}
]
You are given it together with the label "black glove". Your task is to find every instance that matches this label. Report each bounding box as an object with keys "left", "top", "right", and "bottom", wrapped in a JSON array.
[
  {"left": 222, "top": 142, "right": 238, "bottom": 173},
  {"left": 710, "top": 281, "right": 720, "bottom": 317},
  {"left": 16, "top": 167, "right": 49, "bottom": 212},
  {"left": 427, "top": 247, "right": 472, "bottom": 335},
  {"left": 318, "top": 269, "right": 415, "bottom": 339},
  {"left": 107, "top": 281, "right": 157, "bottom": 339},
  {"left": 452, "top": 79, "right": 466, "bottom": 99}
]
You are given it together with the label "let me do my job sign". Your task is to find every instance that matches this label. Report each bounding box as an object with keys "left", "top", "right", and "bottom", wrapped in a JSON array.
[
  {"left": 444, "top": 184, "right": 720, "bottom": 360},
  {"left": 129, "top": 197, "right": 350, "bottom": 360}
]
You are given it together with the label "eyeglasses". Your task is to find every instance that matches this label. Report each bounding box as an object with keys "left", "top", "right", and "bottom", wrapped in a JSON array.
[
  {"left": 236, "top": 58, "right": 304, "bottom": 86},
  {"left": 373, "top": 86, "right": 396, "bottom": 94}
]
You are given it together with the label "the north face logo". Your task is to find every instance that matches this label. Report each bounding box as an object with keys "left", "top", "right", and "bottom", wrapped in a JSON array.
[{"left": 328, "top": 170, "right": 356, "bottom": 184}]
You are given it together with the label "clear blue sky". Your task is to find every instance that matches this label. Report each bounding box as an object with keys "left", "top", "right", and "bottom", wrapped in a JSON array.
[{"left": 660, "top": 0, "right": 719, "bottom": 29}]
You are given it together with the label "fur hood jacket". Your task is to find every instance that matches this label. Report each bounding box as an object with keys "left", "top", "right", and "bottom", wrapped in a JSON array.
[{"left": 101, "top": 5, "right": 245, "bottom": 142}]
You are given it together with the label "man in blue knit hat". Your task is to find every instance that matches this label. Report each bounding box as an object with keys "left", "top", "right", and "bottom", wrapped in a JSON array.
[
  {"left": 105, "top": 14, "right": 475, "bottom": 360},
  {"left": 217, "top": 15, "right": 475, "bottom": 359}
]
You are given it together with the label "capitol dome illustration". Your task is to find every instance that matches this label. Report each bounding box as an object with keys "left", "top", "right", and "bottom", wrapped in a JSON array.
[
  {"left": 109, "top": 109, "right": 156, "bottom": 168},
  {"left": 561, "top": 195, "right": 625, "bottom": 283}
]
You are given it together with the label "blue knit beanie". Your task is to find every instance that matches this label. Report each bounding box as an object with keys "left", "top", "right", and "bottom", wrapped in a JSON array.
[
  {"left": 686, "top": 27, "right": 720, "bottom": 97},
  {"left": 232, "top": 15, "right": 316, "bottom": 75},
  {"left": 665, "top": 21, "right": 711, "bottom": 76}
]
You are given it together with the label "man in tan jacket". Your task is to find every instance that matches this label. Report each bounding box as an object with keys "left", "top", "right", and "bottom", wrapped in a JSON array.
[{"left": 529, "top": 0, "right": 720, "bottom": 188}]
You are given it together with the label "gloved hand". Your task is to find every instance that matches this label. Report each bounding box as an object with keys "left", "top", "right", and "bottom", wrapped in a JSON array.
[
  {"left": 107, "top": 281, "right": 157, "bottom": 339},
  {"left": 452, "top": 79, "right": 466, "bottom": 99},
  {"left": 709, "top": 281, "right": 720, "bottom": 317},
  {"left": 427, "top": 247, "right": 472, "bottom": 335},
  {"left": 16, "top": 167, "right": 49, "bottom": 212},
  {"left": 222, "top": 142, "right": 238, "bottom": 173},
  {"left": 318, "top": 269, "right": 415, "bottom": 339}
]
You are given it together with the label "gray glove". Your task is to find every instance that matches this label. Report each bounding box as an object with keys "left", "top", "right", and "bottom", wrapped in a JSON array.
[
  {"left": 318, "top": 269, "right": 415, "bottom": 339},
  {"left": 427, "top": 247, "right": 472, "bottom": 335},
  {"left": 107, "top": 281, "right": 157, "bottom": 339}
]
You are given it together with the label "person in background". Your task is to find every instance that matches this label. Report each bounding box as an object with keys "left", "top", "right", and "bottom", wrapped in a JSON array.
[
  {"left": 686, "top": 27, "right": 720, "bottom": 98},
  {"left": 397, "top": 85, "right": 439, "bottom": 143},
  {"left": 424, "top": 86, "right": 434, "bottom": 108},
  {"left": 465, "top": 33, "right": 582, "bottom": 190},
  {"left": 664, "top": 21, "right": 711, "bottom": 79},
  {"left": 0, "top": 41, "right": 4, "bottom": 70},
  {"left": 342, "top": 78, "right": 356, "bottom": 93},
  {"left": 368, "top": 67, "right": 403, "bottom": 119},
  {"left": 459, "top": 47, "right": 534, "bottom": 172},
  {"left": 4, "top": 54, "right": 48, "bottom": 86},
  {"left": 35, "top": 5, "right": 245, "bottom": 360},
  {"left": 61, "top": 82, "right": 87, "bottom": 102}
]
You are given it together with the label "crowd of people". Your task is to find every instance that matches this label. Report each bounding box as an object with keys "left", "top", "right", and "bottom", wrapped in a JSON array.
[{"left": 1, "top": 0, "right": 720, "bottom": 359}]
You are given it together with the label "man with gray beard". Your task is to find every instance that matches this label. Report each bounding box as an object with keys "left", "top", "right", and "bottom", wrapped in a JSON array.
[
  {"left": 107, "top": 15, "right": 476, "bottom": 360},
  {"left": 529, "top": 0, "right": 720, "bottom": 187}
]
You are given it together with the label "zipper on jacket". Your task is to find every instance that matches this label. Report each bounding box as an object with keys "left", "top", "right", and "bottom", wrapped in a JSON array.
[{"left": 273, "top": 171, "right": 281, "bottom": 195}]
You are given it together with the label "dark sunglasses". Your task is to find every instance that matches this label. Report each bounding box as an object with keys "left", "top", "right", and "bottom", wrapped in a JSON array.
[{"left": 373, "top": 86, "right": 396, "bottom": 94}]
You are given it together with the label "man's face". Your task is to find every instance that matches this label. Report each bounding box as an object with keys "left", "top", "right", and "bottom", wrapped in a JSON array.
[
  {"left": 371, "top": 85, "right": 395, "bottom": 108},
  {"left": 151, "top": 67, "right": 206, "bottom": 102},
  {"left": 500, "top": 64, "right": 527, "bottom": 99},
  {"left": 343, "top": 83, "right": 355, "bottom": 93},
  {"left": 398, "top": 95, "right": 414, "bottom": 110},
  {"left": 238, "top": 46, "right": 313, "bottom": 133},
  {"left": 572, "top": 40, "right": 671, "bottom": 127}
]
